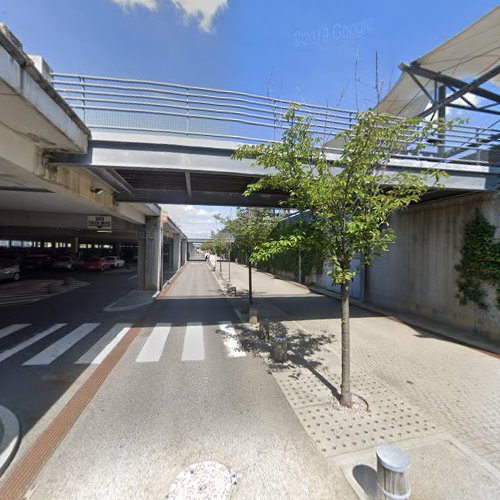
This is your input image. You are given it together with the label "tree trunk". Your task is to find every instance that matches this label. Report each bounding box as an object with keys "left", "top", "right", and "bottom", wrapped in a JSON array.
[
  {"left": 340, "top": 282, "right": 352, "bottom": 407},
  {"left": 248, "top": 260, "right": 253, "bottom": 305}
]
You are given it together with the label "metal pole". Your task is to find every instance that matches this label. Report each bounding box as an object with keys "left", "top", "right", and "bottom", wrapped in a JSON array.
[
  {"left": 228, "top": 248, "right": 231, "bottom": 282},
  {"left": 298, "top": 250, "right": 302, "bottom": 283},
  {"left": 437, "top": 84, "right": 446, "bottom": 158},
  {"left": 248, "top": 260, "right": 253, "bottom": 305},
  {"left": 247, "top": 209, "right": 253, "bottom": 305}
]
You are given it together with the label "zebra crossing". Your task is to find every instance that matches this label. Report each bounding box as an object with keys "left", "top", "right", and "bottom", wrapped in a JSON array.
[
  {"left": 0, "top": 279, "right": 89, "bottom": 307},
  {"left": 0, "top": 321, "right": 246, "bottom": 367}
]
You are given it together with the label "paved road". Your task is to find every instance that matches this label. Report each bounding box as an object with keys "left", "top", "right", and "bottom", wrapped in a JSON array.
[
  {"left": 19, "top": 261, "right": 351, "bottom": 499},
  {"left": 0, "top": 267, "right": 147, "bottom": 463}
]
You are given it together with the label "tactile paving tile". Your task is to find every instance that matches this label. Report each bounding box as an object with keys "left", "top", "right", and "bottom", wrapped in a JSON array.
[
  {"left": 273, "top": 368, "right": 335, "bottom": 409},
  {"left": 272, "top": 364, "right": 440, "bottom": 458}
]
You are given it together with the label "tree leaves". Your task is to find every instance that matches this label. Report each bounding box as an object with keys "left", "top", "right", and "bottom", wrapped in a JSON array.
[{"left": 232, "top": 105, "right": 458, "bottom": 286}]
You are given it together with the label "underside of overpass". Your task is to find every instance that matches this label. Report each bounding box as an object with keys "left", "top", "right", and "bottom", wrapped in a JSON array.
[{"left": 50, "top": 133, "right": 499, "bottom": 209}]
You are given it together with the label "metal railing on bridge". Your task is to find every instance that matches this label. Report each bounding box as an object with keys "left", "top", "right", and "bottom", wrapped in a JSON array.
[{"left": 52, "top": 73, "right": 499, "bottom": 166}]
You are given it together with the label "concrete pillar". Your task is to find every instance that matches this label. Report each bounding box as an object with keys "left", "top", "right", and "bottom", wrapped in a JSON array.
[
  {"left": 71, "top": 236, "right": 79, "bottom": 256},
  {"left": 114, "top": 241, "right": 122, "bottom": 255},
  {"left": 168, "top": 238, "right": 174, "bottom": 270},
  {"left": 181, "top": 239, "right": 187, "bottom": 265},
  {"left": 137, "top": 216, "right": 163, "bottom": 292},
  {"left": 172, "top": 234, "right": 181, "bottom": 271}
]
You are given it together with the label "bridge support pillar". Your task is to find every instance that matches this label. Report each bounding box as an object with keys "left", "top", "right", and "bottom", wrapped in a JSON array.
[
  {"left": 137, "top": 216, "right": 163, "bottom": 292},
  {"left": 172, "top": 234, "right": 182, "bottom": 271},
  {"left": 181, "top": 239, "right": 187, "bottom": 265}
]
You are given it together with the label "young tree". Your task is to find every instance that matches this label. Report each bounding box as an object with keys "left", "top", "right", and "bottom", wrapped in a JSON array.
[
  {"left": 233, "top": 105, "right": 454, "bottom": 407},
  {"left": 216, "top": 208, "right": 281, "bottom": 306}
]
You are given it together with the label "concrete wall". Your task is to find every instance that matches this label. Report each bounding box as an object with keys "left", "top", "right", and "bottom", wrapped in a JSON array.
[{"left": 364, "top": 192, "right": 499, "bottom": 343}]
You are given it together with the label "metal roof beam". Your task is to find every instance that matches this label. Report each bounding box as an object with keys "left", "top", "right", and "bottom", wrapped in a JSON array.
[{"left": 400, "top": 62, "right": 500, "bottom": 107}]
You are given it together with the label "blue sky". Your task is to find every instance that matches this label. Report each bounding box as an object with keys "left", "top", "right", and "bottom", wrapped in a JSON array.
[{"left": 1, "top": 0, "right": 497, "bottom": 236}]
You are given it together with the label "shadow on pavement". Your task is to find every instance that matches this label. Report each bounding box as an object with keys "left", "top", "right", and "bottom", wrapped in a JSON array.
[{"left": 352, "top": 464, "right": 378, "bottom": 497}]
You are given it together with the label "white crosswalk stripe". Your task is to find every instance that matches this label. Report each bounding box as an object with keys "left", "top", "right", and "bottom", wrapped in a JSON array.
[
  {"left": 23, "top": 323, "right": 100, "bottom": 366},
  {"left": 136, "top": 323, "right": 171, "bottom": 363},
  {"left": 219, "top": 323, "right": 246, "bottom": 358},
  {"left": 182, "top": 322, "right": 205, "bottom": 361},
  {"left": 76, "top": 323, "right": 132, "bottom": 365},
  {"left": 0, "top": 320, "right": 247, "bottom": 367},
  {"left": 0, "top": 324, "right": 30, "bottom": 341},
  {"left": 0, "top": 324, "right": 66, "bottom": 363}
]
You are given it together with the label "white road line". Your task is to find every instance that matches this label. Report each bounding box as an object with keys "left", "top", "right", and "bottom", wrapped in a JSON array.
[
  {"left": 76, "top": 323, "right": 132, "bottom": 365},
  {"left": 219, "top": 323, "right": 246, "bottom": 358},
  {"left": 0, "top": 324, "right": 30, "bottom": 341},
  {"left": 136, "top": 323, "right": 171, "bottom": 363},
  {"left": 128, "top": 274, "right": 138, "bottom": 280},
  {"left": 0, "top": 324, "right": 66, "bottom": 363},
  {"left": 23, "top": 323, "right": 100, "bottom": 366},
  {"left": 182, "top": 323, "right": 204, "bottom": 361},
  {"left": 0, "top": 297, "right": 45, "bottom": 303}
]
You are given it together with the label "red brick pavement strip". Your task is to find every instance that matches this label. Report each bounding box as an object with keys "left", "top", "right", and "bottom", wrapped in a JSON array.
[{"left": 0, "top": 265, "right": 187, "bottom": 500}]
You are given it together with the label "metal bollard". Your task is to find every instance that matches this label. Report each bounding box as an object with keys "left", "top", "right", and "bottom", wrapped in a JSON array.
[
  {"left": 46, "top": 283, "right": 60, "bottom": 294},
  {"left": 258, "top": 321, "right": 269, "bottom": 341},
  {"left": 248, "top": 306, "right": 258, "bottom": 325},
  {"left": 376, "top": 444, "right": 411, "bottom": 499},
  {"left": 63, "top": 277, "right": 74, "bottom": 286},
  {"left": 271, "top": 336, "right": 288, "bottom": 362}
]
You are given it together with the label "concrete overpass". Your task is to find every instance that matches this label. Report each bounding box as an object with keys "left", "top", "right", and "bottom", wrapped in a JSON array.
[{"left": 48, "top": 73, "right": 499, "bottom": 207}]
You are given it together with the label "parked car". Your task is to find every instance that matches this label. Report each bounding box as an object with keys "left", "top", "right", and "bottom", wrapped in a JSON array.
[
  {"left": 83, "top": 257, "right": 112, "bottom": 272},
  {"left": 21, "top": 254, "right": 53, "bottom": 271},
  {"left": 51, "top": 256, "right": 83, "bottom": 271},
  {"left": 105, "top": 256, "right": 125, "bottom": 268},
  {"left": 0, "top": 258, "right": 20, "bottom": 282}
]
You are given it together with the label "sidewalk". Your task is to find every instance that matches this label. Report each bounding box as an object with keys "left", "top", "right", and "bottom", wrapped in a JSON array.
[{"left": 216, "top": 262, "right": 500, "bottom": 499}]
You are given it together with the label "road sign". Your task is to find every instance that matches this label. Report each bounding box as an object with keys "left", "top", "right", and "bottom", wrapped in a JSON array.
[{"left": 87, "top": 215, "right": 112, "bottom": 231}]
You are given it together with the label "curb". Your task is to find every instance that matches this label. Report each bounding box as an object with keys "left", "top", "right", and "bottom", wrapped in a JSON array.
[
  {"left": 0, "top": 406, "right": 20, "bottom": 477},
  {"left": 103, "top": 296, "right": 155, "bottom": 312},
  {"left": 158, "top": 262, "right": 187, "bottom": 299}
]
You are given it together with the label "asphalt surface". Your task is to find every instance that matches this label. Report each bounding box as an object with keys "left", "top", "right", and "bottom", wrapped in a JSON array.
[
  {"left": 0, "top": 267, "right": 146, "bottom": 461},
  {"left": 22, "top": 261, "right": 347, "bottom": 499}
]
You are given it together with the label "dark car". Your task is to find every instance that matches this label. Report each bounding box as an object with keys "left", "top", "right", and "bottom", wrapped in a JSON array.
[
  {"left": 21, "top": 254, "right": 53, "bottom": 271},
  {"left": 0, "top": 258, "right": 20, "bottom": 282}
]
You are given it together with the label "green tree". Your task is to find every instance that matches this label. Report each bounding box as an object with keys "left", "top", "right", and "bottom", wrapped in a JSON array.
[
  {"left": 216, "top": 208, "right": 281, "bottom": 305},
  {"left": 455, "top": 209, "right": 500, "bottom": 310},
  {"left": 234, "top": 105, "right": 454, "bottom": 407}
]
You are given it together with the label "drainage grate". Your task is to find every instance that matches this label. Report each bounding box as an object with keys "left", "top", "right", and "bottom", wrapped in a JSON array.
[{"left": 167, "top": 461, "right": 236, "bottom": 500}]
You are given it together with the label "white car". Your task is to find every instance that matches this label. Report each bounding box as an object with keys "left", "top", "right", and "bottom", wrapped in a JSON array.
[
  {"left": 51, "top": 256, "right": 83, "bottom": 271},
  {"left": 105, "top": 256, "right": 125, "bottom": 268}
]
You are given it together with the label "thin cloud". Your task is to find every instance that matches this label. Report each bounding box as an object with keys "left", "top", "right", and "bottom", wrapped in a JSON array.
[
  {"left": 171, "top": 0, "right": 228, "bottom": 32},
  {"left": 111, "top": 0, "right": 160, "bottom": 11},
  {"left": 447, "top": 93, "right": 483, "bottom": 117},
  {"left": 110, "top": 0, "right": 228, "bottom": 32},
  {"left": 162, "top": 204, "right": 233, "bottom": 238}
]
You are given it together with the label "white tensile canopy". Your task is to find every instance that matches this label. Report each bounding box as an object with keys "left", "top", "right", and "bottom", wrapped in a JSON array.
[{"left": 375, "top": 6, "right": 500, "bottom": 117}]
